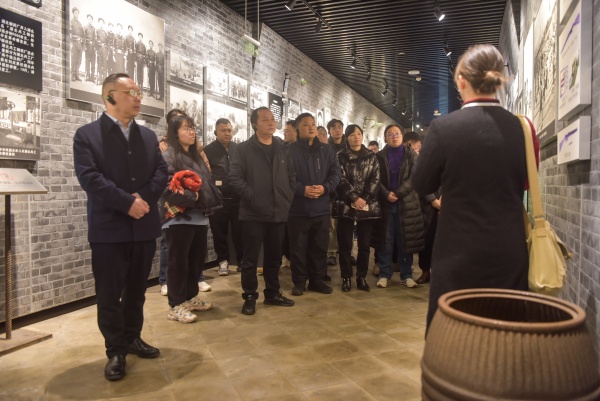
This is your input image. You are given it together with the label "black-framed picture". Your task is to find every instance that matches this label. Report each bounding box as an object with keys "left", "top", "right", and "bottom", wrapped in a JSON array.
[
  {"left": 269, "top": 93, "right": 283, "bottom": 130},
  {"left": 19, "top": 0, "right": 42, "bottom": 8},
  {"left": 0, "top": 89, "right": 41, "bottom": 160},
  {"left": 0, "top": 7, "right": 42, "bottom": 91},
  {"left": 250, "top": 86, "right": 268, "bottom": 109},
  {"left": 66, "top": 0, "right": 165, "bottom": 117},
  {"left": 168, "top": 85, "right": 203, "bottom": 138},
  {"left": 228, "top": 73, "right": 247, "bottom": 105},
  {"left": 205, "top": 67, "right": 228, "bottom": 97},
  {"left": 287, "top": 98, "right": 300, "bottom": 121},
  {"left": 168, "top": 51, "right": 202, "bottom": 92},
  {"left": 206, "top": 99, "right": 248, "bottom": 144}
]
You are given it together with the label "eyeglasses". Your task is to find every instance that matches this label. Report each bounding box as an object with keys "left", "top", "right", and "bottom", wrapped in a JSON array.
[
  {"left": 386, "top": 132, "right": 402, "bottom": 138},
  {"left": 180, "top": 126, "right": 196, "bottom": 133},
  {"left": 109, "top": 89, "right": 143, "bottom": 98}
]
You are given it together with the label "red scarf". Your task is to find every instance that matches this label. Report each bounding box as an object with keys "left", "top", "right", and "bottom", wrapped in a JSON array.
[{"left": 164, "top": 170, "right": 202, "bottom": 219}]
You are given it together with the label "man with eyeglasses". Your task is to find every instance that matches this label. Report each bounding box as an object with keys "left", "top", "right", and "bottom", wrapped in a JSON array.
[{"left": 74, "top": 73, "right": 167, "bottom": 382}]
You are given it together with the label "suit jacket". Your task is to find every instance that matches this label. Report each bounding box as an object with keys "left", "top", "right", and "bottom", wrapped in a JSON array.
[{"left": 74, "top": 113, "right": 168, "bottom": 243}]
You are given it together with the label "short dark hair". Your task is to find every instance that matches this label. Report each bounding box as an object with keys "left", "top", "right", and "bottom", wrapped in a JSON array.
[
  {"left": 368, "top": 140, "right": 379, "bottom": 147},
  {"left": 294, "top": 113, "right": 313, "bottom": 130},
  {"left": 344, "top": 124, "right": 363, "bottom": 138},
  {"left": 102, "top": 73, "right": 130, "bottom": 98},
  {"left": 403, "top": 131, "right": 421, "bottom": 144},
  {"left": 327, "top": 119, "right": 343, "bottom": 131},
  {"left": 384, "top": 124, "right": 404, "bottom": 136},
  {"left": 166, "top": 115, "right": 200, "bottom": 163},
  {"left": 166, "top": 108, "right": 186, "bottom": 124},
  {"left": 215, "top": 118, "right": 232, "bottom": 131},
  {"left": 250, "top": 107, "right": 270, "bottom": 131},
  {"left": 285, "top": 119, "right": 296, "bottom": 128}
]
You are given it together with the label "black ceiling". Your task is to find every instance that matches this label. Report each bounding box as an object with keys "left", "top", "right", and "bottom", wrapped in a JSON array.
[{"left": 220, "top": 0, "right": 508, "bottom": 127}]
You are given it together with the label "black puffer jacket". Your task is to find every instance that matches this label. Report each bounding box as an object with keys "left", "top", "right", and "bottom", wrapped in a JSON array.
[
  {"left": 229, "top": 134, "right": 295, "bottom": 222},
  {"left": 160, "top": 146, "right": 223, "bottom": 222},
  {"left": 333, "top": 145, "right": 381, "bottom": 220},
  {"left": 371, "top": 145, "right": 424, "bottom": 253},
  {"left": 203, "top": 140, "right": 238, "bottom": 199}
]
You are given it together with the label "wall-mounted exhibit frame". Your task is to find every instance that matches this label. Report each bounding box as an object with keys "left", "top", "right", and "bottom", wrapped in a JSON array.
[
  {"left": 228, "top": 73, "right": 248, "bottom": 105},
  {"left": 0, "top": 89, "right": 41, "bottom": 160},
  {"left": 250, "top": 86, "right": 268, "bottom": 109},
  {"left": 205, "top": 67, "right": 228, "bottom": 97},
  {"left": 532, "top": 0, "right": 557, "bottom": 134},
  {"left": 168, "top": 85, "right": 203, "bottom": 138},
  {"left": 0, "top": 7, "right": 42, "bottom": 91},
  {"left": 521, "top": 25, "right": 534, "bottom": 121},
  {"left": 287, "top": 99, "right": 301, "bottom": 121},
  {"left": 66, "top": 0, "right": 165, "bottom": 117},
  {"left": 557, "top": 0, "right": 591, "bottom": 121},
  {"left": 557, "top": 116, "right": 590, "bottom": 165},
  {"left": 269, "top": 93, "right": 283, "bottom": 130},
  {"left": 316, "top": 109, "right": 324, "bottom": 127},
  {"left": 205, "top": 99, "right": 248, "bottom": 145},
  {"left": 324, "top": 108, "right": 331, "bottom": 126},
  {"left": 168, "top": 51, "right": 202, "bottom": 92}
]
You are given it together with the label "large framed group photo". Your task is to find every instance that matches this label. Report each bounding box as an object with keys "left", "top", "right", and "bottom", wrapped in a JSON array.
[{"left": 66, "top": 0, "right": 165, "bottom": 117}]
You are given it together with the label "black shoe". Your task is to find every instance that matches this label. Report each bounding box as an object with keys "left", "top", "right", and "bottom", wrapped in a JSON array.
[
  {"left": 291, "top": 283, "right": 305, "bottom": 296},
  {"left": 323, "top": 274, "right": 332, "bottom": 282},
  {"left": 342, "top": 278, "right": 351, "bottom": 292},
  {"left": 307, "top": 280, "right": 333, "bottom": 294},
  {"left": 104, "top": 355, "right": 126, "bottom": 381},
  {"left": 128, "top": 338, "right": 160, "bottom": 358},
  {"left": 356, "top": 277, "right": 370, "bottom": 292},
  {"left": 242, "top": 295, "right": 256, "bottom": 315},
  {"left": 327, "top": 255, "right": 337, "bottom": 266},
  {"left": 416, "top": 270, "right": 431, "bottom": 284},
  {"left": 351, "top": 256, "right": 357, "bottom": 265},
  {"left": 264, "top": 292, "right": 295, "bottom": 307}
]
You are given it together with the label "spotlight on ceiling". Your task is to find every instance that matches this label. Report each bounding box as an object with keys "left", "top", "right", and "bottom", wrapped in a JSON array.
[
  {"left": 381, "top": 88, "right": 388, "bottom": 96},
  {"left": 434, "top": 1, "right": 445, "bottom": 21},
  {"left": 402, "top": 108, "right": 407, "bottom": 115},
  {"left": 350, "top": 57, "right": 357, "bottom": 69},
  {"left": 285, "top": 0, "right": 297, "bottom": 11},
  {"left": 444, "top": 39, "right": 452, "bottom": 57},
  {"left": 393, "top": 98, "right": 398, "bottom": 107},
  {"left": 366, "top": 71, "right": 372, "bottom": 82},
  {"left": 315, "top": 19, "right": 323, "bottom": 33}
]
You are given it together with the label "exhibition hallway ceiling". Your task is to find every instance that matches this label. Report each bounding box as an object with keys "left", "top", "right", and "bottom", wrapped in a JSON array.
[{"left": 220, "top": 0, "right": 512, "bottom": 127}]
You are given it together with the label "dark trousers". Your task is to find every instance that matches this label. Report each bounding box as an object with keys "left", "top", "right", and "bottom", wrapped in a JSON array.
[
  {"left": 240, "top": 221, "right": 284, "bottom": 300},
  {"left": 165, "top": 224, "right": 207, "bottom": 307},
  {"left": 157, "top": 69, "right": 164, "bottom": 100},
  {"left": 71, "top": 42, "right": 82, "bottom": 79},
  {"left": 159, "top": 231, "right": 167, "bottom": 284},
  {"left": 136, "top": 64, "right": 145, "bottom": 89},
  {"left": 288, "top": 215, "right": 329, "bottom": 285},
  {"left": 419, "top": 212, "right": 438, "bottom": 272},
  {"left": 337, "top": 218, "right": 374, "bottom": 279},
  {"left": 126, "top": 53, "right": 135, "bottom": 78},
  {"left": 85, "top": 46, "right": 95, "bottom": 80},
  {"left": 90, "top": 240, "right": 156, "bottom": 358},
  {"left": 208, "top": 198, "right": 243, "bottom": 264},
  {"left": 148, "top": 67, "right": 156, "bottom": 96}
]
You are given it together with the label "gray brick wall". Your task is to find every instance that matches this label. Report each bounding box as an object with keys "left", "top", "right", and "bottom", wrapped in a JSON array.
[
  {"left": 0, "top": 0, "right": 396, "bottom": 321},
  {"left": 499, "top": 0, "right": 600, "bottom": 362}
]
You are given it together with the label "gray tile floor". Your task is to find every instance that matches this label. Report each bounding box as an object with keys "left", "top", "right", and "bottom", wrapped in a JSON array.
[{"left": 0, "top": 262, "right": 429, "bottom": 401}]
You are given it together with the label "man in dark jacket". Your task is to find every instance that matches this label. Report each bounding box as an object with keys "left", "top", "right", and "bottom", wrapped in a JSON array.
[
  {"left": 229, "top": 107, "right": 296, "bottom": 315},
  {"left": 325, "top": 118, "right": 346, "bottom": 266},
  {"left": 204, "top": 118, "right": 243, "bottom": 276},
  {"left": 288, "top": 113, "right": 340, "bottom": 296},
  {"left": 74, "top": 73, "right": 167, "bottom": 381}
]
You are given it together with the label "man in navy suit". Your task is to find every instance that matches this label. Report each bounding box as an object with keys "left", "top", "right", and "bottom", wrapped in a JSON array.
[{"left": 74, "top": 73, "right": 167, "bottom": 381}]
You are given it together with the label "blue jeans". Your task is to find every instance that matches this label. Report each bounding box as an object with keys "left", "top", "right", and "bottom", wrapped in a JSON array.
[
  {"left": 377, "top": 206, "right": 413, "bottom": 280},
  {"left": 160, "top": 230, "right": 206, "bottom": 284}
]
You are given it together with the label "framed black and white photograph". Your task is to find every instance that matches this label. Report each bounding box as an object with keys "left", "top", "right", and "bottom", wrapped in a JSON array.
[
  {"left": 324, "top": 107, "right": 331, "bottom": 126},
  {"left": 169, "top": 85, "right": 203, "bottom": 137},
  {"left": 0, "top": 89, "right": 41, "bottom": 160},
  {"left": 205, "top": 67, "right": 228, "bottom": 97},
  {"left": 169, "top": 51, "right": 202, "bottom": 92},
  {"left": 67, "top": 0, "right": 165, "bottom": 117},
  {"left": 0, "top": 7, "right": 42, "bottom": 91},
  {"left": 228, "top": 73, "right": 248, "bottom": 105},
  {"left": 206, "top": 99, "right": 248, "bottom": 144},
  {"left": 316, "top": 109, "right": 324, "bottom": 127},
  {"left": 250, "top": 86, "right": 268, "bottom": 110},
  {"left": 287, "top": 98, "right": 301, "bottom": 121}
]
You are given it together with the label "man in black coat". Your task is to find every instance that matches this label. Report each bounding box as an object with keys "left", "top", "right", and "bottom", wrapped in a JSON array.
[
  {"left": 229, "top": 107, "right": 296, "bottom": 315},
  {"left": 204, "top": 118, "right": 243, "bottom": 276},
  {"left": 288, "top": 113, "right": 340, "bottom": 296},
  {"left": 74, "top": 73, "right": 167, "bottom": 381}
]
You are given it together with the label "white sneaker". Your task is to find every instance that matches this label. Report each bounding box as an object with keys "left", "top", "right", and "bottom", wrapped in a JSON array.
[
  {"left": 182, "top": 296, "right": 213, "bottom": 311},
  {"left": 401, "top": 278, "right": 418, "bottom": 288},
  {"left": 160, "top": 284, "right": 168, "bottom": 296},
  {"left": 376, "top": 277, "right": 390, "bottom": 288},
  {"left": 218, "top": 260, "right": 230, "bottom": 276},
  {"left": 198, "top": 281, "right": 212, "bottom": 292},
  {"left": 167, "top": 305, "right": 197, "bottom": 323}
]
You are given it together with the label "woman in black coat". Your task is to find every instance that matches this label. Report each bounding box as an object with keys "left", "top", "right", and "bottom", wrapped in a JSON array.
[
  {"left": 411, "top": 44, "right": 540, "bottom": 331},
  {"left": 333, "top": 124, "right": 381, "bottom": 292}
]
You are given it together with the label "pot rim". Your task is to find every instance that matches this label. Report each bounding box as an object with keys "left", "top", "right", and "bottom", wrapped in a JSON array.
[{"left": 438, "top": 288, "right": 586, "bottom": 333}]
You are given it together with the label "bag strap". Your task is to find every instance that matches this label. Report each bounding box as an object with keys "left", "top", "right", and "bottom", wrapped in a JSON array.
[{"left": 517, "top": 115, "right": 546, "bottom": 230}]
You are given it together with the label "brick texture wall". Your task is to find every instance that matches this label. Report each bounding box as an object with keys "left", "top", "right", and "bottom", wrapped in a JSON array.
[
  {"left": 0, "top": 0, "right": 396, "bottom": 321},
  {"left": 499, "top": 0, "right": 600, "bottom": 362}
]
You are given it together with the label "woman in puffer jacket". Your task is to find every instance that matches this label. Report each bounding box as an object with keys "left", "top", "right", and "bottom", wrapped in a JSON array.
[
  {"left": 160, "top": 115, "right": 222, "bottom": 324},
  {"left": 333, "top": 124, "right": 381, "bottom": 292}
]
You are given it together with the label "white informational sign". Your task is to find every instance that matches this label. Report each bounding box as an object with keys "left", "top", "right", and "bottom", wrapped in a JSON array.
[
  {"left": 557, "top": 0, "right": 592, "bottom": 120},
  {"left": 557, "top": 116, "right": 590, "bottom": 165}
]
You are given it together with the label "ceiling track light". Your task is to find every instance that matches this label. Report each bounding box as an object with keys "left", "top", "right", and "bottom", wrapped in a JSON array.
[
  {"left": 443, "top": 37, "right": 452, "bottom": 57},
  {"left": 366, "top": 70, "right": 372, "bottom": 82},
  {"left": 434, "top": 0, "right": 445, "bottom": 21},
  {"left": 315, "top": 19, "right": 323, "bottom": 33},
  {"left": 393, "top": 98, "right": 398, "bottom": 107},
  {"left": 350, "top": 57, "right": 357, "bottom": 69},
  {"left": 381, "top": 88, "right": 388, "bottom": 96},
  {"left": 285, "top": 0, "right": 297, "bottom": 11}
]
